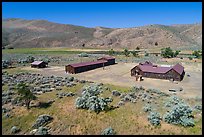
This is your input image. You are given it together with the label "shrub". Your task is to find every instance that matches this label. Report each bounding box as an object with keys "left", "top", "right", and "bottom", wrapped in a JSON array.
[
  {"left": 42, "top": 57, "right": 51, "bottom": 63},
  {"left": 68, "top": 77, "right": 74, "bottom": 82},
  {"left": 8, "top": 47, "right": 14, "bottom": 49},
  {"left": 124, "top": 48, "right": 130, "bottom": 57},
  {"left": 143, "top": 104, "right": 152, "bottom": 112},
  {"left": 130, "top": 86, "right": 145, "bottom": 93},
  {"left": 164, "top": 96, "right": 184, "bottom": 108},
  {"left": 192, "top": 50, "right": 202, "bottom": 58},
  {"left": 108, "top": 49, "right": 115, "bottom": 55},
  {"left": 148, "top": 112, "right": 161, "bottom": 126},
  {"left": 26, "top": 55, "right": 35, "bottom": 63},
  {"left": 2, "top": 60, "right": 12, "bottom": 69},
  {"left": 163, "top": 103, "right": 194, "bottom": 127},
  {"left": 32, "top": 114, "right": 53, "bottom": 129},
  {"left": 75, "top": 84, "right": 112, "bottom": 113},
  {"left": 155, "top": 42, "right": 158, "bottom": 46},
  {"left": 78, "top": 52, "right": 89, "bottom": 57},
  {"left": 101, "top": 127, "right": 116, "bottom": 135},
  {"left": 112, "top": 90, "right": 121, "bottom": 96},
  {"left": 145, "top": 53, "right": 149, "bottom": 56},
  {"left": 131, "top": 50, "right": 139, "bottom": 57},
  {"left": 146, "top": 88, "right": 169, "bottom": 97},
  {"left": 188, "top": 56, "right": 193, "bottom": 60},
  {"left": 136, "top": 46, "right": 140, "bottom": 50},
  {"left": 194, "top": 105, "right": 202, "bottom": 111},
  {"left": 11, "top": 126, "right": 20, "bottom": 134},
  {"left": 34, "top": 126, "right": 49, "bottom": 135}
]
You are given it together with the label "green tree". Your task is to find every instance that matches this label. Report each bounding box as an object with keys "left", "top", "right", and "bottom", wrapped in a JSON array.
[
  {"left": 26, "top": 55, "right": 35, "bottom": 63},
  {"left": 16, "top": 83, "right": 37, "bottom": 110},
  {"left": 108, "top": 49, "right": 115, "bottom": 55},
  {"left": 145, "top": 53, "right": 149, "bottom": 56},
  {"left": 174, "top": 50, "right": 181, "bottom": 57},
  {"left": 124, "top": 48, "right": 130, "bottom": 57},
  {"left": 136, "top": 46, "right": 140, "bottom": 50},
  {"left": 131, "top": 50, "right": 139, "bottom": 57},
  {"left": 192, "top": 50, "right": 202, "bottom": 58},
  {"left": 161, "top": 47, "right": 180, "bottom": 58},
  {"left": 188, "top": 56, "right": 193, "bottom": 60}
]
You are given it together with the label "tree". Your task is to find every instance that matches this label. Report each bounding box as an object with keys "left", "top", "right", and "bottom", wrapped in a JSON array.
[
  {"left": 161, "top": 47, "right": 180, "bottom": 58},
  {"left": 131, "top": 50, "right": 139, "bottom": 57},
  {"left": 136, "top": 46, "right": 140, "bottom": 50},
  {"left": 145, "top": 53, "right": 149, "bottom": 56},
  {"left": 174, "top": 50, "right": 181, "bottom": 57},
  {"left": 16, "top": 83, "right": 37, "bottom": 110},
  {"left": 192, "top": 50, "right": 202, "bottom": 58},
  {"left": 124, "top": 48, "right": 130, "bottom": 57},
  {"left": 155, "top": 42, "right": 158, "bottom": 46},
  {"left": 108, "top": 49, "right": 115, "bottom": 55},
  {"left": 26, "top": 55, "right": 35, "bottom": 63}
]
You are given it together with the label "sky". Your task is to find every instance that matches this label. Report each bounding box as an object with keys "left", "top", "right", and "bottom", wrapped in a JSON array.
[{"left": 2, "top": 2, "right": 202, "bottom": 28}]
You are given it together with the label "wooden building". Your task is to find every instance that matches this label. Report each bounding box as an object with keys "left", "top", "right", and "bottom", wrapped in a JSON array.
[
  {"left": 97, "top": 56, "right": 115, "bottom": 65},
  {"left": 131, "top": 61, "right": 185, "bottom": 81},
  {"left": 31, "top": 61, "right": 48, "bottom": 68},
  {"left": 65, "top": 56, "right": 115, "bottom": 74}
]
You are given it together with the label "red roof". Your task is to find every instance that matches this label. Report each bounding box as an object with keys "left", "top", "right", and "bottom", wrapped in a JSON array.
[
  {"left": 97, "top": 56, "right": 115, "bottom": 60},
  {"left": 172, "top": 63, "right": 184, "bottom": 75},
  {"left": 68, "top": 60, "right": 108, "bottom": 68},
  {"left": 139, "top": 61, "right": 153, "bottom": 66},
  {"left": 137, "top": 62, "right": 184, "bottom": 75},
  {"left": 138, "top": 65, "right": 172, "bottom": 74}
]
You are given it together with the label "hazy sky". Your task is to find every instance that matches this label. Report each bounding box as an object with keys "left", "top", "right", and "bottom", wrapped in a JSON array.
[{"left": 2, "top": 2, "right": 202, "bottom": 28}]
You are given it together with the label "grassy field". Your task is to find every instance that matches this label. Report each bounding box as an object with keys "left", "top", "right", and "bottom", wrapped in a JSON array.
[{"left": 2, "top": 47, "right": 196, "bottom": 55}]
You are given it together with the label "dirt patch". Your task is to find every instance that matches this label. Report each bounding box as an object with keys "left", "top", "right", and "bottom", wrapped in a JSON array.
[{"left": 21, "top": 62, "right": 202, "bottom": 99}]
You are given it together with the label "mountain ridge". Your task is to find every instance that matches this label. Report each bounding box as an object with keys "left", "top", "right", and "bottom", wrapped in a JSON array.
[{"left": 2, "top": 18, "right": 202, "bottom": 49}]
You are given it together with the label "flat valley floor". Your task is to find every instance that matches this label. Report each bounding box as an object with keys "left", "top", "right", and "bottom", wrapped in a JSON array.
[{"left": 22, "top": 62, "right": 202, "bottom": 99}]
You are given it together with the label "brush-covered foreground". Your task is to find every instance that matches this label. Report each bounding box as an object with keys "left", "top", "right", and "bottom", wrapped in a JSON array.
[{"left": 2, "top": 69, "right": 202, "bottom": 135}]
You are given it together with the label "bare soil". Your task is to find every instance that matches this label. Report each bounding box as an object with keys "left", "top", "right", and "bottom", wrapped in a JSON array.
[{"left": 22, "top": 62, "right": 202, "bottom": 99}]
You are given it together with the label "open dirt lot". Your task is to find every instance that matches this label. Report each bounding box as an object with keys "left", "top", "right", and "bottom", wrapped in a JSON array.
[{"left": 22, "top": 62, "right": 202, "bottom": 99}]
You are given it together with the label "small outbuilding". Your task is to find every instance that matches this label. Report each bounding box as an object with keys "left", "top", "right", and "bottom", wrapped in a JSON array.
[{"left": 31, "top": 61, "right": 48, "bottom": 68}]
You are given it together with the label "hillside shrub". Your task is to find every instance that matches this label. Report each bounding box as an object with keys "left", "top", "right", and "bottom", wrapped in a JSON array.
[
  {"left": 164, "top": 96, "right": 184, "bottom": 108},
  {"left": 11, "top": 126, "right": 20, "bottom": 134},
  {"left": 101, "top": 127, "right": 116, "bottom": 135},
  {"left": 188, "top": 56, "right": 193, "bottom": 60},
  {"left": 148, "top": 112, "right": 161, "bottom": 126},
  {"left": 143, "top": 104, "right": 152, "bottom": 112},
  {"left": 2, "top": 60, "right": 11, "bottom": 69},
  {"left": 75, "top": 84, "right": 112, "bottom": 113},
  {"left": 32, "top": 114, "right": 53, "bottom": 129},
  {"left": 78, "top": 52, "right": 89, "bottom": 57},
  {"left": 108, "top": 49, "right": 115, "bottom": 55},
  {"left": 146, "top": 88, "right": 169, "bottom": 97},
  {"left": 163, "top": 103, "right": 195, "bottom": 127},
  {"left": 124, "top": 48, "right": 130, "bottom": 57},
  {"left": 130, "top": 86, "right": 145, "bottom": 93},
  {"left": 35, "top": 127, "right": 49, "bottom": 135},
  {"left": 26, "top": 55, "right": 35, "bottom": 63},
  {"left": 192, "top": 50, "right": 202, "bottom": 58}
]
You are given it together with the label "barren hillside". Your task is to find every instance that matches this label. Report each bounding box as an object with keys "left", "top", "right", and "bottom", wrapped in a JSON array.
[{"left": 2, "top": 18, "right": 202, "bottom": 49}]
